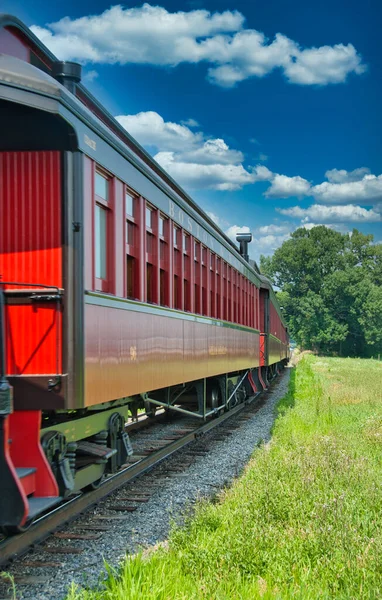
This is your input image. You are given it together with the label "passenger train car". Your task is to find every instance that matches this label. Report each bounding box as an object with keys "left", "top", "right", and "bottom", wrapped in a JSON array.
[{"left": 0, "top": 15, "right": 289, "bottom": 531}]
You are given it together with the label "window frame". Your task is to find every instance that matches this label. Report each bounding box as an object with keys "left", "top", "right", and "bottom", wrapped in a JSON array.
[{"left": 94, "top": 168, "right": 112, "bottom": 293}]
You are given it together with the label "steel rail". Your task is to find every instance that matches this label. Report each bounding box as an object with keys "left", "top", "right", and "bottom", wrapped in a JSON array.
[{"left": 0, "top": 391, "right": 261, "bottom": 566}]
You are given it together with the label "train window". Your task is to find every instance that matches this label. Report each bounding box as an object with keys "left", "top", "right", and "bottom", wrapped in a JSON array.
[
  {"left": 174, "top": 275, "right": 181, "bottom": 309},
  {"left": 146, "top": 206, "right": 152, "bottom": 229},
  {"left": 126, "top": 256, "right": 135, "bottom": 299},
  {"left": 125, "top": 189, "right": 138, "bottom": 300},
  {"left": 160, "top": 269, "right": 166, "bottom": 305},
  {"left": 146, "top": 263, "right": 154, "bottom": 303},
  {"left": 195, "top": 283, "right": 201, "bottom": 314},
  {"left": 184, "top": 279, "right": 190, "bottom": 312},
  {"left": 146, "top": 231, "right": 153, "bottom": 254},
  {"left": 183, "top": 233, "right": 189, "bottom": 254},
  {"left": 159, "top": 216, "right": 165, "bottom": 237},
  {"left": 95, "top": 204, "right": 107, "bottom": 280},
  {"left": 95, "top": 172, "right": 108, "bottom": 200},
  {"left": 126, "top": 193, "right": 134, "bottom": 217},
  {"left": 94, "top": 169, "right": 111, "bottom": 292},
  {"left": 126, "top": 221, "right": 134, "bottom": 246}
]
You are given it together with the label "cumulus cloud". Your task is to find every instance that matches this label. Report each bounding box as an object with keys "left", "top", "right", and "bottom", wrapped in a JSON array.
[
  {"left": 83, "top": 69, "right": 99, "bottom": 82},
  {"left": 312, "top": 174, "right": 382, "bottom": 204},
  {"left": 155, "top": 152, "right": 256, "bottom": 190},
  {"left": 278, "top": 204, "right": 381, "bottom": 223},
  {"left": 117, "top": 110, "right": 268, "bottom": 190},
  {"left": 31, "top": 4, "right": 366, "bottom": 88},
  {"left": 258, "top": 224, "right": 290, "bottom": 234},
  {"left": 284, "top": 43, "right": 366, "bottom": 84},
  {"left": 324, "top": 167, "right": 371, "bottom": 183},
  {"left": 265, "top": 174, "right": 311, "bottom": 198},
  {"left": 261, "top": 167, "right": 382, "bottom": 204}
]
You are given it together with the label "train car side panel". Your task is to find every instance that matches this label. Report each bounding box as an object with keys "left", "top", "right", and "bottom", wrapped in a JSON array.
[{"left": 84, "top": 297, "right": 260, "bottom": 407}]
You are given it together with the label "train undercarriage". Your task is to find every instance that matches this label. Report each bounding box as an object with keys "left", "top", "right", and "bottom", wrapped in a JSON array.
[{"left": 0, "top": 363, "right": 286, "bottom": 533}]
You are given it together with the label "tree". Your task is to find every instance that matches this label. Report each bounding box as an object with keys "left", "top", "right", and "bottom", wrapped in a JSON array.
[{"left": 260, "top": 226, "right": 382, "bottom": 357}]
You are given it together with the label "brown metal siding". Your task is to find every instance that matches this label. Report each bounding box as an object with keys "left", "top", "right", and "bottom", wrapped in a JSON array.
[{"left": 83, "top": 301, "right": 260, "bottom": 407}]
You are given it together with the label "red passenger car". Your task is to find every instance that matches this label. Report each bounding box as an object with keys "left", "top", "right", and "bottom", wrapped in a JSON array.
[{"left": 0, "top": 15, "right": 289, "bottom": 531}]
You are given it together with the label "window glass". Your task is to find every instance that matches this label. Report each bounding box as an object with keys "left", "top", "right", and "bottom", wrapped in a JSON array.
[
  {"left": 95, "top": 204, "right": 107, "bottom": 279},
  {"left": 126, "top": 193, "right": 134, "bottom": 217},
  {"left": 194, "top": 241, "right": 198, "bottom": 260},
  {"left": 95, "top": 172, "right": 108, "bottom": 200},
  {"left": 126, "top": 222, "right": 134, "bottom": 246},
  {"left": 126, "top": 256, "right": 135, "bottom": 299},
  {"left": 159, "top": 216, "right": 165, "bottom": 237},
  {"left": 146, "top": 207, "right": 152, "bottom": 228},
  {"left": 160, "top": 269, "right": 166, "bottom": 306},
  {"left": 183, "top": 234, "right": 189, "bottom": 253},
  {"left": 173, "top": 227, "right": 178, "bottom": 247},
  {"left": 147, "top": 263, "right": 153, "bottom": 303}
]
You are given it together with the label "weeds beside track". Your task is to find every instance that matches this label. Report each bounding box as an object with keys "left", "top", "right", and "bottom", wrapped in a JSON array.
[{"left": 68, "top": 356, "right": 382, "bottom": 600}]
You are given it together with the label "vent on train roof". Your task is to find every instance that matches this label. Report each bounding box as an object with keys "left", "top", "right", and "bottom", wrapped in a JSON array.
[
  {"left": 236, "top": 232, "right": 252, "bottom": 264},
  {"left": 52, "top": 61, "right": 81, "bottom": 93}
]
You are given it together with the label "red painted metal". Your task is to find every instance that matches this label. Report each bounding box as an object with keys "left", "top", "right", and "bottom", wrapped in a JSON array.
[
  {"left": 8, "top": 411, "right": 59, "bottom": 497},
  {"left": 84, "top": 301, "right": 260, "bottom": 407},
  {"left": 1, "top": 416, "right": 29, "bottom": 525},
  {"left": 0, "top": 151, "right": 63, "bottom": 375},
  {"left": 259, "top": 333, "right": 266, "bottom": 366},
  {"left": 248, "top": 370, "right": 257, "bottom": 393},
  {"left": 258, "top": 367, "right": 267, "bottom": 390},
  {"left": 19, "top": 471, "right": 36, "bottom": 497},
  {"left": 0, "top": 27, "right": 29, "bottom": 60}
]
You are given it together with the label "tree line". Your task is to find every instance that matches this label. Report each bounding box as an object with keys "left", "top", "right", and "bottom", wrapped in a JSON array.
[{"left": 260, "top": 226, "right": 382, "bottom": 357}]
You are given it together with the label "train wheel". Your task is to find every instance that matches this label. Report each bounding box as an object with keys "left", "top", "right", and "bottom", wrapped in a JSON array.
[{"left": 89, "top": 473, "right": 105, "bottom": 490}]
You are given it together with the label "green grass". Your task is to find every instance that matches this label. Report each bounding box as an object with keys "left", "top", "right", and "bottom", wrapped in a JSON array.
[{"left": 67, "top": 356, "right": 382, "bottom": 600}]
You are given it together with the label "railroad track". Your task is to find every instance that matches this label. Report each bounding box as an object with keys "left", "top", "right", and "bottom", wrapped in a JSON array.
[{"left": 0, "top": 386, "right": 269, "bottom": 570}]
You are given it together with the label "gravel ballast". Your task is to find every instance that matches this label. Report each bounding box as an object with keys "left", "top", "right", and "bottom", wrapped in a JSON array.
[{"left": 0, "top": 369, "right": 290, "bottom": 600}]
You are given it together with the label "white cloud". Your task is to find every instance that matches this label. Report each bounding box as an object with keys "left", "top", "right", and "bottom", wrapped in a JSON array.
[
  {"left": 278, "top": 204, "right": 381, "bottom": 223},
  {"left": 180, "top": 118, "right": 199, "bottom": 128},
  {"left": 302, "top": 222, "right": 350, "bottom": 234},
  {"left": 155, "top": 152, "right": 255, "bottom": 190},
  {"left": 260, "top": 167, "right": 382, "bottom": 204},
  {"left": 258, "top": 224, "right": 290, "bottom": 234},
  {"left": 117, "top": 111, "right": 202, "bottom": 152},
  {"left": 324, "top": 167, "right": 371, "bottom": 183},
  {"left": 265, "top": 174, "right": 311, "bottom": 198},
  {"left": 284, "top": 43, "right": 366, "bottom": 85},
  {"left": 117, "top": 110, "right": 268, "bottom": 190},
  {"left": 83, "top": 69, "right": 99, "bottom": 82},
  {"left": 311, "top": 174, "right": 382, "bottom": 204},
  {"left": 31, "top": 4, "right": 366, "bottom": 88}
]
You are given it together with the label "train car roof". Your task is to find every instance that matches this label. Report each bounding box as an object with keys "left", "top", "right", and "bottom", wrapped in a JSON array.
[
  {"left": 0, "top": 14, "right": 244, "bottom": 254},
  {"left": 0, "top": 14, "right": 287, "bottom": 326}
]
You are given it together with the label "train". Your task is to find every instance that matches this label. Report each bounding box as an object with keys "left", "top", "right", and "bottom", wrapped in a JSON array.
[{"left": 0, "top": 15, "right": 289, "bottom": 533}]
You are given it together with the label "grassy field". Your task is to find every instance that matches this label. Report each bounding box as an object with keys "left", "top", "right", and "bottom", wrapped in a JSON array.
[{"left": 68, "top": 356, "right": 382, "bottom": 600}]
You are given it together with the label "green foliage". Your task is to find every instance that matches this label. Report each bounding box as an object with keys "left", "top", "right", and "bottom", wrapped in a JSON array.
[
  {"left": 67, "top": 357, "right": 382, "bottom": 600},
  {"left": 260, "top": 226, "right": 382, "bottom": 356}
]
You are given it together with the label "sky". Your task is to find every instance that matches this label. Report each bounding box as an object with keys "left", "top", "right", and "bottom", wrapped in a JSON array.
[{"left": 5, "top": 0, "right": 382, "bottom": 261}]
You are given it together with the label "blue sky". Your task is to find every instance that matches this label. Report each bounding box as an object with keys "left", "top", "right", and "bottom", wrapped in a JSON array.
[{"left": 6, "top": 0, "right": 382, "bottom": 260}]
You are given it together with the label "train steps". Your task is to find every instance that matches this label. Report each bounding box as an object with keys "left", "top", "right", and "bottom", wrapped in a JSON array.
[{"left": 15, "top": 467, "right": 36, "bottom": 496}]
